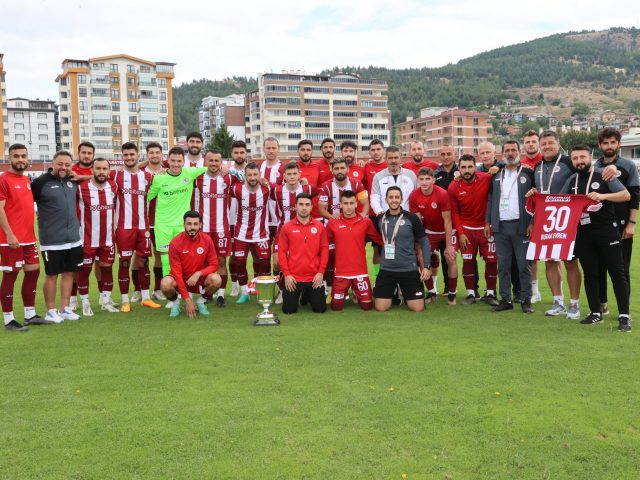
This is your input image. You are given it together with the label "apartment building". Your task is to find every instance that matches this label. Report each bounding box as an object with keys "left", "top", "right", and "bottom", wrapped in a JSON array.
[
  {"left": 56, "top": 54, "right": 175, "bottom": 159},
  {"left": 6, "top": 98, "right": 58, "bottom": 160},
  {"left": 246, "top": 72, "right": 390, "bottom": 158},
  {"left": 0, "top": 53, "right": 8, "bottom": 159},
  {"left": 199, "top": 94, "right": 245, "bottom": 143},
  {"left": 396, "top": 108, "right": 490, "bottom": 157}
]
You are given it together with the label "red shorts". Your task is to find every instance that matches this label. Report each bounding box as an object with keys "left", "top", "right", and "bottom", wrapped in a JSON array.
[
  {"left": 331, "top": 275, "right": 372, "bottom": 310},
  {"left": 168, "top": 274, "right": 206, "bottom": 295},
  {"left": 149, "top": 227, "right": 157, "bottom": 250},
  {"left": 233, "top": 239, "right": 271, "bottom": 260},
  {"left": 209, "top": 231, "right": 231, "bottom": 257},
  {"left": 0, "top": 244, "right": 39, "bottom": 271},
  {"left": 83, "top": 245, "right": 115, "bottom": 265},
  {"left": 116, "top": 228, "right": 152, "bottom": 258},
  {"left": 453, "top": 227, "right": 496, "bottom": 262}
]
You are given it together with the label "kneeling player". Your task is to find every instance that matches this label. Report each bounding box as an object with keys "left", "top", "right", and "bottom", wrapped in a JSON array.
[
  {"left": 326, "top": 191, "right": 382, "bottom": 311},
  {"left": 160, "top": 211, "right": 222, "bottom": 318}
]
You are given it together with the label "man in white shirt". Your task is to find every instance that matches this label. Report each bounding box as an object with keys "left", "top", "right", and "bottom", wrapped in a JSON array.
[{"left": 370, "top": 146, "right": 417, "bottom": 215}]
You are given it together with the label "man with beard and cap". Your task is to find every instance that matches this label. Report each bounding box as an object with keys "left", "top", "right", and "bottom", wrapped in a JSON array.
[
  {"left": 317, "top": 138, "right": 336, "bottom": 185},
  {"left": 340, "top": 140, "right": 365, "bottom": 183},
  {"left": 161, "top": 211, "right": 222, "bottom": 319},
  {"left": 560, "top": 145, "right": 630, "bottom": 331},
  {"left": 31, "top": 151, "right": 84, "bottom": 323},
  {"left": 76, "top": 158, "right": 119, "bottom": 316},
  {"left": 485, "top": 140, "right": 535, "bottom": 313},
  {"left": 403, "top": 141, "right": 439, "bottom": 176},
  {"left": 0, "top": 144, "right": 46, "bottom": 331},
  {"left": 185, "top": 132, "right": 205, "bottom": 168},
  {"left": 595, "top": 127, "right": 639, "bottom": 315}
]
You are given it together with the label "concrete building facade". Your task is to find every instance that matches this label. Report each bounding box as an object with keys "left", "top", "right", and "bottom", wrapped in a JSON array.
[
  {"left": 246, "top": 72, "right": 390, "bottom": 158},
  {"left": 395, "top": 108, "right": 490, "bottom": 157},
  {"left": 56, "top": 54, "right": 175, "bottom": 160},
  {"left": 199, "top": 94, "right": 245, "bottom": 143},
  {"left": 6, "top": 98, "right": 59, "bottom": 161}
]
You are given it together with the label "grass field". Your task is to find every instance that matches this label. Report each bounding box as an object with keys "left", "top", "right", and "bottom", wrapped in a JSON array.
[{"left": 2, "top": 255, "right": 639, "bottom": 479}]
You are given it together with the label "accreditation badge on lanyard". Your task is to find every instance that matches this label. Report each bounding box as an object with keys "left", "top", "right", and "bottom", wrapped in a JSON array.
[
  {"left": 499, "top": 167, "right": 522, "bottom": 213},
  {"left": 577, "top": 168, "right": 595, "bottom": 226},
  {"left": 382, "top": 213, "right": 404, "bottom": 260}
]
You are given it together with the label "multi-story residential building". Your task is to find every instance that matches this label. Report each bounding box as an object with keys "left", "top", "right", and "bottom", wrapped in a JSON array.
[
  {"left": 396, "top": 108, "right": 490, "bottom": 157},
  {"left": 56, "top": 54, "right": 175, "bottom": 160},
  {"left": 246, "top": 72, "right": 390, "bottom": 158},
  {"left": 199, "top": 94, "right": 245, "bottom": 143},
  {"left": 0, "top": 53, "right": 8, "bottom": 159},
  {"left": 6, "top": 98, "right": 58, "bottom": 160}
]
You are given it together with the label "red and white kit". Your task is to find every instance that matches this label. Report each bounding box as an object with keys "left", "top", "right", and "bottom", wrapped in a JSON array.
[
  {"left": 319, "top": 179, "right": 366, "bottom": 216},
  {"left": 77, "top": 179, "right": 117, "bottom": 263},
  {"left": 193, "top": 173, "right": 237, "bottom": 257},
  {"left": 408, "top": 185, "right": 453, "bottom": 252},
  {"left": 525, "top": 193, "right": 599, "bottom": 261},
  {"left": 111, "top": 170, "right": 152, "bottom": 258},
  {"left": 270, "top": 184, "right": 315, "bottom": 249},
  {"left": 260, "top": 160, "right": 284, "bottom": 236},
  {"left": 0, "top": 172, "right": 38, "bottom": 271}
]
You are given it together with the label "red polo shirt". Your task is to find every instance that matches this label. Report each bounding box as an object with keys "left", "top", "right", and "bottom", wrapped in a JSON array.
[{"left": 278, "top": 217, "right": 329, "bottom": 282}]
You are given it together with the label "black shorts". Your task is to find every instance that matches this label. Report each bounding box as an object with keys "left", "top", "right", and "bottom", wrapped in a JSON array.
[
  {"left": 373, "top": 269, "right": 424, "bottom": 301},
  {"left": 42, "top": 246, "right": 84, "bottom": 275}
]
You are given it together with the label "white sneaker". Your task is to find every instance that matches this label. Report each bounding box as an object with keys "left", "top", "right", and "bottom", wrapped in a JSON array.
[
  {"left": 275, "top": 290, "right": 283, "bottom": 305},
  {"left": 165, "top": 300, "right": 174, "bottom": 309},
  {"left": 153, "top": 290, "right": 167, "bottom": 301},
  {"left": 69, "top": 297, "right": 78, "bottom": 311},
  {"left": 131, "top": 291, "right": 142, "bottom": 303},
  {"left": 101, "top": 299, "right": 120, "bottom": 313},
  {"left": 531, "top": 291, "right": 542, "bottom": 304},
  {"left": 45, "top": 310, "right": 65, "bottom": 324},
  {"left": 230, "top": 282, "right": 240, "bottom": 297},
  {"left": 566, "top": 303, "right": 581, "bottom": 320},
  {"left": 545, "top": 302, "right": 567, "bottom": 317},
  {"left": 82, "top": 302, "right": 94, "bottom": 317},
  {"left": 59, "top": 307, "right": 81, "bottom": 321}
]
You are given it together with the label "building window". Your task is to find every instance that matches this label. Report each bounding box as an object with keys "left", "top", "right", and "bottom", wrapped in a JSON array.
[
  {"left": 78, "top": 75, "right": 87, "bottom": 84},
  {"left": 303, "top": 98, "right": 329, "bottom": 105},
  {"left": 158, "top": 79, "right": 166, "bottom": 88},
  {"left": 112, "top": 115, "right": 121, "bottom": 124},
  {"left": 15, "top": 134, "right": 25, "bottom": 140},
  {"left": 305, "top": 122, "right": 330, "bottom": 129},
  {"left": 110, "top": 64, "right": 119, "bottom": 72},
  {"left": 161, "top": 129, "right": 168, "bottom": 138},
  {"left": 60, "top": 78, "right": 67, "bottom": 86},
  {"left": 457, "top": 128, "right": 463, "bottom": 135},
  {"left": 303, "top": 86, "right": 328, "bottom": 93},
  {"left": 111, "top": 89, "right": 120, "bottom": 98},
  {"left": 60, "top": 92, "right": 68, "bottom": 99},
  {"left": 457, "top": 117, "right": 463, "bottom": 125},
  {"left": 39, "top": 134, "right": 48, "bottom": 141},
  {"left": 333, "top": 100, "right": 357, "bottom": 106},
  {"left": 129, "top": 116, "right": 138, "bottom": 125},
  {"left": 113, "top": 127, "right": 121, "bottom": 136},
  {"left": 304, "top": 110, "right": 330, "bottom": 117},
  {"left": 80, "top": 114, "right": 88, "bottom": 123},
  {"left": 127, "top": 90, "right": 137, "bottom": 99},
  {"left": 473, "top": 128, "right": 479, "bottom": 136},
  {"left": 159, "top": 91, "right": 167, "bottom": 101},
  {"left": 79, "top": 87, "right": 87, "bottom": 97},
  {"left": 473, "top": 118, "right": 479, "bottom": 126},
  {"left": 37, "top": 113, "right": 47, "bottom": 119},
  {"left": 127, "top": 64, "right": 135, "bottom": 73},
  {"left": 112, "top": 102, "right": 120, "bottom": 111},
  {"left": 14, "top": 123, "right": 24, "bottom": 130},
  {"left": 13, "top": 112, "right": 24, "bottom": 119},
  {"left": 129, "top": 103, "right": 138, "bottom": 112},
  {"left": 160, "top": 117, "right": 167, "bottom": 126},
  {"left": 110, "top": 76, "right": 119, "bottom": 84},
  {"left": 333, "top": 88, "right": 356, "bottom": 95},
  {"left": 40, "top": 155, "right": 50, "bottom": 161},
  {"left": 39, "top": 145, "right": 49, "bottom": 152},
  {"left": 159, "top": 104, "right": 167, "bottom": 113},
  {"left": 127, "top": 77, "right": 136, "bottom": 87}
]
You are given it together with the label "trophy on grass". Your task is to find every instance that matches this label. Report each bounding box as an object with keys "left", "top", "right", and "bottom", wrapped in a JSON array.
[{"left": 250, "top": 276, "right": 280, "bottom": 326}]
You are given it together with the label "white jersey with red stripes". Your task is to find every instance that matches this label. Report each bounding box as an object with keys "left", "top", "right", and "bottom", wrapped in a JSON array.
[
  {"left": 193, "top": 173, "right": 236, "bottom": 234},
  {"left": 111, "top": 169, "right": 152, "bottom": 230},
  {"left": 270, "top": 184, "right": 314, "bottom": 226},
  {"left": 77, "top": 179, "right": 117, "bottom": 248},
  {"left": 260, "top": 160, "right": 283, "bottom": 226},
  {"left": 230, "top": 183, "right": 270, "bottom": 242},
  {"left": 144, "top": 166, "right": 164, "bottom": 228},
  {"left": 228, "top": 163, "right": 247, "bottom": 227},
  {"left": 319, "top": 179, "right": 365, "bottom": 215}
]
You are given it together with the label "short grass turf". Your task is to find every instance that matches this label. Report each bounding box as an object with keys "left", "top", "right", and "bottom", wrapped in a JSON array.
[{"left": 1, "top": 257, "right": 639, "bottom": 479}]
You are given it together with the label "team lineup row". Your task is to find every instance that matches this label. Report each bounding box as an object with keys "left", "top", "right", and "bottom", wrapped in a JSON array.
[{"left": 1, "top": 128, "right": 636, "bottom": 332}]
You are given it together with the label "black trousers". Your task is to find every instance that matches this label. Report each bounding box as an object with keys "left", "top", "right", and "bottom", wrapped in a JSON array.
[
  {"left": 599, "top": 227, "right": 632, "bottom": 303},
  {"left": 282, "top": 282, "right": 326, "bottom": 314},
  {"left": 575, "top": 225, "right": 629, "bottom": 315}
]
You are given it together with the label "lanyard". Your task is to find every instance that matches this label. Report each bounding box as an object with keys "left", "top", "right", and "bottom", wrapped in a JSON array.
[
  {"left": 499, "top": 165, "right": 523, "bottom": 197},
  {"left": 539, "top": 154, "right": 562, "bottom": 194},
  {"left": 574, "top": 167, "right": 595, "bottom": 195},
  {"left": 381, "top": 213, "right": 404, "bottom": 245}
]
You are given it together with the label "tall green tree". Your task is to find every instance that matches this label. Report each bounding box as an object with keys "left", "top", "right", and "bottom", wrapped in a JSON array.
[
  {"left": 559, "top": 130, "right": 600, "bottom": 156},
  {"left": 207, "top": 124, "right": 235, "bottom": 158}
]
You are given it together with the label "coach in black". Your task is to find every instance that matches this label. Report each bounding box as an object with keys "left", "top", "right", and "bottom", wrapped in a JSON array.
[
  {"left": 373, "top": 186, "right": 431, "bottom": 312},
  {"left": 595, "top": 127, "right": 639, "bottom": 312},
  {"left": 560, "top": 144, "right": 631, "bottom": 331},
  {"left": 485, "top": 140, "right": 535, "bottom": 313}
]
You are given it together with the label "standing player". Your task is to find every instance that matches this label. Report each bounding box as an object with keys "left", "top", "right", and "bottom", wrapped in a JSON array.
[
  {"left": 448, "top": 154, "right": 498, "bottom": 306},
  {"left": 363, "top": 139, "right": 388, "bottom": 276},
  {"left": 326, "top": 191, "right": 382, "bottom": 311},
  {"left": 370, "top": 146, "right": 417, "bottom": 215},
  {"left": 229, "top": 162, "right": 271, "bottom": 304},
  {"left": 111, "top": 142, "right": 160, "bottom": 312},
  {"left": 521, "top": 130, "right": 542, "bottom": 169},
  {"left": 160, "top": 211, "right": 222, "bottom": 318},
  {"left": 76, "top": 158, "right": 119, "bottom": 315},
  {"left": 193, "top": 149, "right": 238, "bottom": 308},
  {"left": 403, "top": 141, "right": 439, "bottom": 176},
  {"left": 317, "top": 138, "right": 336, "bottom": 185},
  {"left": 148, "top": 147, "right": 208, "bottom": 277},
  {"left": 409, "top": 167, "right": 458, "bottom": 305},
  {"left": 227, "top": 140, "right": 249, "bottom": 297},
  {"left": 260, "top": 137, "right": 284, "bottom": 243},
  {"left": 143, "top": 141, "right": 166, "bottom": 301},
  {"left": 0, "top": 144, "right": 44, "bottom": 331},
  {"left": 185, "top": 132, "right": 205, "bottom": 167},
  {"left": 340, "top": 140, "right": 365, "bottom": 182}
]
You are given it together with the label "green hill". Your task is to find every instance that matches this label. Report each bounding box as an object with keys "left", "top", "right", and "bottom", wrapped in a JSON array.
[{"left": 172, "top": 27, "right": 640, "bottom": 135}]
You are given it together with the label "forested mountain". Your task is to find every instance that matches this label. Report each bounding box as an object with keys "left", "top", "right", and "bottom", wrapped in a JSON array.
[{"left": 172, "top": 27, "right": 640, "bottom": 135}]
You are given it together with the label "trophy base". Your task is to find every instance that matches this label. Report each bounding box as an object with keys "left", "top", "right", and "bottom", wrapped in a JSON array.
[{"left": 254, "top": 312, "right": 280, "bottom": 327}]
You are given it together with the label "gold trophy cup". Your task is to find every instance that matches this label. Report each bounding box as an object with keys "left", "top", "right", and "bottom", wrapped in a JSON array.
[{"left": 254, "top": 276, "right": 280, "bottom": 326}]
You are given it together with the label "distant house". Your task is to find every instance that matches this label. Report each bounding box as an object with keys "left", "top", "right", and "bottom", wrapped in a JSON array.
[
  {"left": 601, "top": 111, "right": 617, "bottom": 123},
  {"left": 621, "top": 129, "right": 640, "bottom": 159}
]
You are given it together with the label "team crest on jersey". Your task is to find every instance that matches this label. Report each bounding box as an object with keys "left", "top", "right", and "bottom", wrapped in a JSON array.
[
  {"left": 310, "top": 227, "right": 318, "bottom": 234},
  {"left": 453, "top": 171, "right": 460, "bottom": 178},
  {"left": 520, "top": 177, "right": 527, "bottom": 183},
  {"left": 67, "top": 181, "right": 73, "bottom": 188},
  {"left": 27, "top": 184, "right": 31, "bottom": 190},
  {"left": 144, "top": 231, "right": 151, "bottom": 238},
  {"left": 488, "top": 236, "right": 495, "bottom": 242},
  {"left": 218, "top": 232, "right": 225, "bottom": 238},
  {"left": 553, "top": 166, "right": 561, "bottom": 173},
  {"left": 196, "top": 247, "right": 204, "bottom": 254},
  {"left": 399, "top": 220, "right": 406, "bottom": 225},
  {"left": 616, "top": 170, "right": 622, "bottom": 177},
  {"left": 431, "top": 202, "right": 437, "bottom": 208},
  {"left": 591, "top": 182, "right": 600, "bottom": 190},
  {"left": 352, "top": 171, "right": 359, "bottom": 177}
]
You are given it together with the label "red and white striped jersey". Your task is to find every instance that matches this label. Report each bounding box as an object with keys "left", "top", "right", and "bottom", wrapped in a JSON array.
[
  {"left": 144, "top": 166, "right": 164, "bottom": 228},
  {"left": 260, "top": 160, "right": 284, "bottom": 226},
  {"left": 193, "top": 173, "right": 237, "bottom": 234},
  {"left": 270, "top": 184, "right": 315, "bottom": 226},
  {"left": 319, "top": 179, "right": 366, "bottom": 215},
  {"left": 77, "top": 179, "right": 117, "bottom": 248},
  {"left": 525, "top": 193, "right": 598, "bottom": 261},
  {"left": 111, "top": 170, "right": 152, "bottom": 230},
  {"left": 230, "top": 183, "right": 271, "bottom": 242},
  {"left": 228, "top": 164, "right": 246, "bottom": 227}
]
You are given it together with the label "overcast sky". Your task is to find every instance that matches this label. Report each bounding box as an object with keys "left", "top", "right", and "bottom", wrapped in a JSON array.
[{"left": 1, "top": 0, "right": 638, "bottom": 100}]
